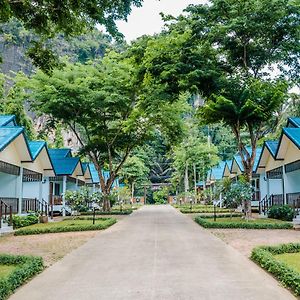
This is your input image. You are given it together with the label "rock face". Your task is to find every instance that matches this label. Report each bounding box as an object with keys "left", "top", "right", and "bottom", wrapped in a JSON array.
[{"left": 0, "top": 41, "right": 33, "bottom": 76}]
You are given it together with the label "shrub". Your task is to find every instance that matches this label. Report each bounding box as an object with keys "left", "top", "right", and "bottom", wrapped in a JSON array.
[
  {"left": 268, "top": 205, "right": 294, "bottom": 221},
  {"left": 15, "top": 218, "right": 117, "bottom": 235},
  {"left": 180, "top": 208, "right": 234, "bottom": 214},
  {"left": 0, "top": 254, "right": 44, "bottom": 299},
  {"left": 251, "top": 243, "right": 300, "bottom": 296},
  {"left": 12, "top": 214, "right": 39, "bottom": 229},
  {"left": 195, "top": 217, "right": 293, "bottom": 229},
  {"left": 80, "top": 210, "right": 132, "bottom": 215}
]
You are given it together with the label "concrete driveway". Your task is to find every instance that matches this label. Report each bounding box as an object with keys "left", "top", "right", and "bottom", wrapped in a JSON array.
[{"left": 10, "top": 205, "right": 295, "bottom": 300}]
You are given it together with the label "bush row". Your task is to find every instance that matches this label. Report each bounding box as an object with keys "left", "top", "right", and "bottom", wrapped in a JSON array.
[
  {"left": 251, "top": 244, "right": 300, "bottom": 296},
  {"left": 180, "top": 208, "right": 234, "bottom": 214},
  {"left": 195, "top": 217, "right": 293, "bottom": 229},
  {"left": 14, "top": 218, "right": 117, "bottom": 236},
  {"left": 12, "top": 214, "right": 39, "bottom": 229},
  {"left": 0, "top": 254, "right": 44, "bottom": 300},
  {"left": 196, "top": 213, "right": 243, "bottom": 219},
  {"left": 268, "top": 205, "right": 294, "bottom": 221},
  {"left": 80, "top": 210, "right": 132, "bottom": 215}
]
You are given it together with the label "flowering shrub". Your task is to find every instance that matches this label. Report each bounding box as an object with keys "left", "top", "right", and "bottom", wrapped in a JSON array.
[{"left": 224, "top": 181, "right": 253, "bottom": 208}]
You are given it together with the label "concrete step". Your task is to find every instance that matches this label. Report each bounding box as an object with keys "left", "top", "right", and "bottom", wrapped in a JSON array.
[{"left": 0, "top": 221, "right": 13, "bottom": 235}]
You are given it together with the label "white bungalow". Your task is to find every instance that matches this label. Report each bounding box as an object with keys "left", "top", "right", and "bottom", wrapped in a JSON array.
[{"left": 256, "top": 117, "right": 300, "bottom": 212}]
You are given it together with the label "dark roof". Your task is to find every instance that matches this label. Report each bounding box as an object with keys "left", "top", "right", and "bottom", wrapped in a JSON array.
[
  {"left": 0, "top": 115, "right": 16, "bottom": 127},
  {"left": 287, "top": 117, "right": 300, "bottom": 128},
  {"left": 0, "top": 127, "right": 24, "bottom": 152}
]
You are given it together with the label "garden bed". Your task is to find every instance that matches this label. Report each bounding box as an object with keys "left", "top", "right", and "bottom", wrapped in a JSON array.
[
  {"left": 15, "top": 218, "right": 117, "bottom": 235},
  {"left": 0, "top": 254, "right": 44, "bottom": 299},
  {"left": 251, "top": 243, "right": 300, "bottom": 296},
  {"left": 195, "top": 216, "right": 293, "bottom": 229}
]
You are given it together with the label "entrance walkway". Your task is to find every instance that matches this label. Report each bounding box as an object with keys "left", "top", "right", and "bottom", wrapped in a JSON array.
[{"left": 10, "top": 205, "right": 295, "bottom": 300}]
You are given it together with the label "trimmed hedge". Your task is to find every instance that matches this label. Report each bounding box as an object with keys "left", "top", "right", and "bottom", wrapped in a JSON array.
[
  {"left": 14, "top": 218, "right": 117, "bottom": 236},
  {"left": 195, "top": 217, "right": 293, "bottom": 229},
  {"left": 251, "top": 243, "right": 300, "bottom": 296},
  {"left": 80, "top": 210, "right": 132, "bottom": 215},
  {"left": 0, "top": 254, "right": 44, "bottom": 299},
  {"left": 180, "top": 208, "right": 235, "bottom": 214},
  {"left": 196, "top": 213, "right": 243, "bottom": 219},
  {"left": 12, "top": 214, "right": 39, "bottom": 229}
]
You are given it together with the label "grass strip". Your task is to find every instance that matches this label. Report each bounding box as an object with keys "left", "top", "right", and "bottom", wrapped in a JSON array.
[
  {"left": 251, "top": 243, "right": 300, "bottom": 296},
  {"left": 0, "top": 254, "right": 44, "bottom": 299}
]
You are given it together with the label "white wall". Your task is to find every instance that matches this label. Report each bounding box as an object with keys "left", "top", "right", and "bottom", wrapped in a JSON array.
[
  {"left": 285, "top": 169, "right": 300, "bottom": 194},
  {"left": 23, "top": 182, "right": 39, "bottom": 199},
  {"left": 0, "top": 172, "right": 18, "bottom": 198},
  {"left": 259, "top": 173, "right": 283, "bottom": 199}
]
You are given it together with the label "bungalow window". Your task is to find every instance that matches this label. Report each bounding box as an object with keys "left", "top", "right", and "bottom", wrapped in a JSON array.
[{"left": 54, "top": 183, "right": 60, "bottom": 196}]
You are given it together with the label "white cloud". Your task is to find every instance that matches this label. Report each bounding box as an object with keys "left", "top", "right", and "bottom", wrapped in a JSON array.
[{"left": 116, "top": 0, "right": 206, "bottom": 42}]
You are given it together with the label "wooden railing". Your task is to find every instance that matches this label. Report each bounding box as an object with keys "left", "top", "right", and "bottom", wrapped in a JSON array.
[
  {"left": 22, "top": 198, "right": 49, "bottom": 216},
  {"left": 259, "top": 194, "right": 284, "bottom": 215},
  {"left": 0, "top": 197, "right": 18, "bottom": 214},
  {"left": 0, "top": 200, "right": 12, "bottom": 228}
]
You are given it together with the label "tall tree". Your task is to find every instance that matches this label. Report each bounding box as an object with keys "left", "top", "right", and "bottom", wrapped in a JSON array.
[{"left": 27, "top": 52, "right": 185, "bottom": 211}]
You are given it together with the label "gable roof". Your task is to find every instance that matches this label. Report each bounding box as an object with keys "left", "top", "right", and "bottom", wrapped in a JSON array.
[
  {"left": 89, "top": 163, "right": 100, "bottom": 184},
  {"left": 210, "top": 161, "right": 226, "bottom": 181},
  {"left": 50, "top": 157, "right": 82, "bottom": 176},
  {"left": 287, "top": 117, "right": 300, "bottom": 128},
  {"left": 0, "top": 115, "right": 17, "bottom": 127},
  {"left": 48, "top": 148, "right": 72, "bottom": 159},
  {"left": 231, "top": 147, "right": 262, "bottom": 173},
  {"left": 28, "top": 141, "right": 47, "bottom": 160},
  {"left": 282, "top": 128, "right": 300, "bottom": 150},
  {"left": 265, "top": 141, "right": 279, "bottom": 158},
  {"left": 0, "top": 127, "right": 27, "bottom": 152}
]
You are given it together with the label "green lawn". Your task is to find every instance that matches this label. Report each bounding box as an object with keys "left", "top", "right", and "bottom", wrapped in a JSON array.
[
  {"left": 275, "top": 252, "right": 300, "bottom": 273},
  {"left": 0, "top": 265, "right": 18, "bottom": 279},
  {"left": 15, "top": 218, "right": 117, "bottom": 235}
]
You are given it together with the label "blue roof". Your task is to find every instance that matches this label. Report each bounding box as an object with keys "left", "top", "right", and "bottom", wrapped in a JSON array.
[
  {"left": 48, "top": 148, "right": 72, "bottom": 158},
  {"left": 28, "top": 141, "right": 46, "bottom": 160},
  {"left": 89, "top": 163, "right": 100, "bottom": 183},
  {"left": 287, "top": 117, "right": 300, "bottom": 128},
  {"left": 265, "top": 141, "right": 279, "bottom": 158},
  {"left": 50, "top": 157, "right": 81, "bottom": 176},
  {"left": 0, "top": 127, "right": 24, "bottom": 151},
  {"left": 196, "top": 181, "right": 204, "bottom": 187},
  {"left": 0, "top": 115, "right": 16, "bottom": 127},
  {"left": 283, "top": 128, "right": 300, "bottom": 149},
  {"left": 232, "top": 147, "right": 262, "bottom": 173},
  {"left": 82, "top": 162, "right": 89, "bottom": 173},
  {"left": 211, "top": 161, "right": 226, "bottom": 180}
]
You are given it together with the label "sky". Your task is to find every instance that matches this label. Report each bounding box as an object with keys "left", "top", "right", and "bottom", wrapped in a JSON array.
[{"left": 116, "top": 0, "right": 206, "bottom": 42}]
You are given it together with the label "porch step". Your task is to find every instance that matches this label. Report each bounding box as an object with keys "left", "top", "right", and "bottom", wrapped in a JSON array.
[{"left": 0, "top": 221, "right": 13, "bottom": 235}]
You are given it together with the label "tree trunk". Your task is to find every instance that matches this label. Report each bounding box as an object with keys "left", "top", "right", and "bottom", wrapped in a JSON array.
[
  {"left": 131, "top": 182, "right": 135, "bottom": 203},
  {"left": 184, "top": 162, "right": 189, "bottom": 203},
  {"left": 193, "top": 163, "right": 197, "bottom": 203},
  {"left": 102, "top": 192, "right": 111, "bottom": 212}
]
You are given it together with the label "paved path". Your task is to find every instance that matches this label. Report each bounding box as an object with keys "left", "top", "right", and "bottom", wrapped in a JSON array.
[{"left": 10, "top": 205, "right": 295, "bottom": 300}]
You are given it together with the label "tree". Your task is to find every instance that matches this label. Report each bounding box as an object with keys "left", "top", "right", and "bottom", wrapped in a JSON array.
[
  {"left": 27, "top": 52, "right": 185, "bottom": 211},
  {"left": 0, "top": 72, "right": 35, "bottom": 139},
  {"left": 132, "top": 0, "right": 297, "bottom": 216},
  {"left": 120, "top": 156, "right": 150, "bottom": 201},
  {"left": 0, "top": 1, "right": 143, "bottom": 71}
]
